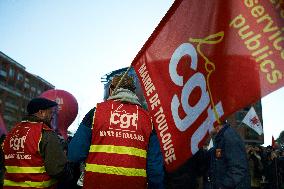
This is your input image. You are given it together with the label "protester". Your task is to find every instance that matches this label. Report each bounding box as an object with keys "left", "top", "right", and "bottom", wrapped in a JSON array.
[
  {"left": 0, "top": 134, "right": 5, "bottom": 188},
  {"left": 1, "top": 97, "right": 73, "bottom": 188},
  {"left": 247, "top": 145, "right": 263, "bottom": 189},
  {"left": 204, "top": 121, "right": 250, "bottom": 189},
  {"left": 68, "top": 73, "right": 164, "bottom": 189},
  {"left": 278, "top": 149, "right": 284, "bottom": 189},
  {"left": 165, "top": 148, "right": 207, "bottom": 189},
  {"left": 262, "top": 146, "right": 279, "bottom": 189}
]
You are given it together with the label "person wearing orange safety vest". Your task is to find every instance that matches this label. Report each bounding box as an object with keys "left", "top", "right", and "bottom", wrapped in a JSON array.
[
  {"left": 68, "top": 73, "right": 165, "bottom": 189},
  {"left": 1, "top": 97, "right": 73, "bottom": 188}
]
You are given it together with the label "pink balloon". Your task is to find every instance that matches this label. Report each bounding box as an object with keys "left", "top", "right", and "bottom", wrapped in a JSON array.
[{"left": 40, "top": 89, "right": 78, "bottom": 139}]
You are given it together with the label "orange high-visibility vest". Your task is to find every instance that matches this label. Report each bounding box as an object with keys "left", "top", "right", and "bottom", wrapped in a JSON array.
[
  {"left": 3, "top": 121, "right": 57, "bottom": 189},
  {"left": 83, "top": 100, "right": 152, "bottom": 189}
]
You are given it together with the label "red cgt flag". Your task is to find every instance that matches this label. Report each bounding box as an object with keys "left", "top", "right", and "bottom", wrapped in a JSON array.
[
  {"left": 132, "top": 0, "right": 284, "bottom": 171},
  {"left": 272, "top": 135, "right": 277, "bottom": 149}
]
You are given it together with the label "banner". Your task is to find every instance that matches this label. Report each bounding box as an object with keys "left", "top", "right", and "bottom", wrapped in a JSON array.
[
  {"left": 242, "top": 107, "right": 263, "bottom": 135},
  {"left": 132, "top": 0, "right": 284, "bottom": 171},
  {"left": 272, "top": 135, "right": 278, "bottom": 148}
]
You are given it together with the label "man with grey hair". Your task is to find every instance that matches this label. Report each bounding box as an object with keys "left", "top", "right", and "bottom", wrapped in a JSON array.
[{"left": 2, "top": 97, "right": 73, "bottom": 188}]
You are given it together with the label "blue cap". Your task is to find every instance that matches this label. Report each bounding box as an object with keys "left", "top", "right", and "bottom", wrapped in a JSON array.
[{"left": 27, "top": 97, "right": 58, "bottom": 114}]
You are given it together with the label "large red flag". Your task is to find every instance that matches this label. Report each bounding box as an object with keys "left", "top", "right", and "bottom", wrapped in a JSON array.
[{"left": 132, "top": 0, "right": 284, "bottom": 171}]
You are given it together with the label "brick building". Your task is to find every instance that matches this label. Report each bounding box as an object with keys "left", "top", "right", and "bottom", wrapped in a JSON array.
[{"left": 0, "top": 51, "right": 54, "bottom": 131}]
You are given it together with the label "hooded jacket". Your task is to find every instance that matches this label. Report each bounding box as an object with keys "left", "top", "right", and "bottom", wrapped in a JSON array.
[{"left": 68, "top": 88, "right": 164, "bottom": 188}]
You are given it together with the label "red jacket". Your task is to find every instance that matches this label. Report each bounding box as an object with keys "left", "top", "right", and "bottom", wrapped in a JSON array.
[
  {"left": 3, "top": 121, "right": 57, "bottom": 189},
  {"left": 83, "top": 100, "right": 152, "bottom": 189}
]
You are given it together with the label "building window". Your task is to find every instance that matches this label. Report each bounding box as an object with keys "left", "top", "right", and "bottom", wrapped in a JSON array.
[
  {"left": 17, "top": 73, "right": 23, "bottom": 81},
  {"left": 31, "top": 87, "right": 36, "bottom": 92},
  {"left": 0, "top": 70, "right": 7, "bottom": 77},
  {"left": 24, "top": 82, "right": 30, "bottom": 88},
  {"left": 24, "top": 77, "right": 30, "bottom": 89},
  {"left": 0, "top": 66, "right": 7, "bottom": 83},
  {"left": 9, "top": 67, "right": 15, "bottom": 78},
  {"left": 37, "top": 90, "right": 42, "bottom": 95}
]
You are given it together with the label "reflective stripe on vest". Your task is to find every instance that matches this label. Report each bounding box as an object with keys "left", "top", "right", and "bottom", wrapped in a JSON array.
[
  {"left": 4, "top": 179, "right": 57, "bottom": 188},
  {"left": 89, "top": 145, "right": 147, "bottom": 158},
  {"left": 5, "top": 166, "right": 46, "bottom": 173},
  {"left": 85, "top": 163, "right": 146, "bottom": 177}
]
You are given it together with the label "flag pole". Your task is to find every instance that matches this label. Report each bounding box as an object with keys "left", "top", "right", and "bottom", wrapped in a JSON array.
[{"left": 110, "top": 66, "right": 132, "bottom": 96}]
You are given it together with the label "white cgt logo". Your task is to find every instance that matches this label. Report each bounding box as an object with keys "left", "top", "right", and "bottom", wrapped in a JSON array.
[
  {"left": 10, "top": 136, "right": 26, "bottom": 151},
  {"left": 9, "top": 128, "right": 30, "bottom": 152},
  {"left": 109, "top": 104, "right": 138, "bottom": 131},
  {"left": 169, "top": 43, "right": 224, "bottom": 154}
]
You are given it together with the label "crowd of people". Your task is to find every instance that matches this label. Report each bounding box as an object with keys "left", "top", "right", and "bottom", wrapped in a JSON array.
[
  {"left": 0, "top": 73, "right": 283, "bottom": 189},
  {"left": 246, "top": 144, "right": 284, "bottom": 189}
]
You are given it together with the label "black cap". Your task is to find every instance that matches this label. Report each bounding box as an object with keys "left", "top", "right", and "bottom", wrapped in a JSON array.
[{"left": 27, "top": 97, "right": 58, "bottom": 115}]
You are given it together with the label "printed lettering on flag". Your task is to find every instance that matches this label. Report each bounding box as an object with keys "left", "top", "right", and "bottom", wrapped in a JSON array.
[
  {"left": 242, "top": 107, "right": 263, "bottom": 135},
  {"left": 132, "top": 0, "right": 284, "bottom": 171}
]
